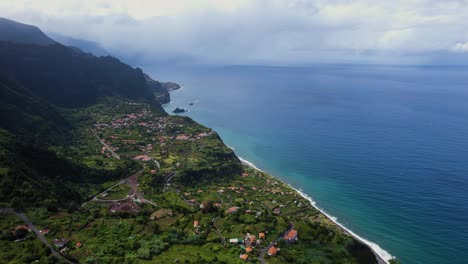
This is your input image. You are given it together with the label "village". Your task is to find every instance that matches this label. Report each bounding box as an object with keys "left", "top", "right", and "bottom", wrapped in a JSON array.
[{"left": 0, "top": 101, "right": 368, "bottom": 264}]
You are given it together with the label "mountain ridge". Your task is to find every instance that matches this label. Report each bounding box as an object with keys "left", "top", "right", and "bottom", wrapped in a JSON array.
[{"left": 0, "top": 17, "right": 56, "bottom": 45}]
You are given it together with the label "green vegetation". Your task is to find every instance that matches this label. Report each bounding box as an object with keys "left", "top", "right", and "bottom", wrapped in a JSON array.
[
  {"left": 0, "top": 211, "right": 61, "bottom": 263},
  {"left": 1, "top": 99, "right": 377, "bottom": 263},
  {"left": 0, "top": 36, "right": 382, "bottom": 263}
]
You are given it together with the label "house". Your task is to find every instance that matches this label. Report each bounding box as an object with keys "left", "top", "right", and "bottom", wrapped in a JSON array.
[
  {"left": 14, "top": 225, "right": 29, "bottom": 232},
  {"left": 245, "top": 247, "right": 253, "bottom": 253},
  {"left": 39, "top": 229, "right": 50, "bottom": 235},
  {"left": 53, "top": 238, "right": 69, "bottom": 248},
  {"left": 284, "top": 229, "right": 298, "bottom": 243},
  {"left": 259, "top": 232, "right": 266, "bottom": 239},
  {"left": 242, "top": 173, "right": 249, "bottom": 177},
  {"left": 273, "top": 208, "right": 281, "bottom": 214},
  {"left": 225, "top": 207, "right": 238, "bottom": 214},
  {"left": 176, "top": 135, "right": 189, "bottom": 140},
  {"left": 193, "top": 221, "right": 199, "bottom": 228},
  {"left": 239, "top": 254, "right": 249, "bottom": 261},
  {"left": 198, "top": 132, "right": 209, "bottom": 137},
  {"left": 75, "top": 242, "right": 82, "bottom": 248},
  {"left": 133, "top": 155, "right": 151, "bottom": 162},
  {"left": 229, "top": 238, "right": 243, "bottom": 244},
  {"left": 268, "top": 246, "right": 279, "bottom": 256},
  {"left": 13, "top": 225, "right": 30, "bottom": 238}
]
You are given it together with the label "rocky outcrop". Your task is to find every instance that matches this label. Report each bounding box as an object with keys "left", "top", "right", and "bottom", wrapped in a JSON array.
[
  {"left": 161, "top": 82, "right": 181, "bottom": 91},
  {"left": 173, "top": 108, "right": 186, "bottom": 114}
]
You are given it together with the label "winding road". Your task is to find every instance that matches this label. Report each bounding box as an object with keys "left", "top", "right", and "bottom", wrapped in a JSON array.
[{"left": 81, "top": 170, "right": 157, "bottom": 207}]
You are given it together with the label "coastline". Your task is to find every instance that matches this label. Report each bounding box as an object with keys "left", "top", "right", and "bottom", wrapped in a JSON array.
[
  {"left": 238, "top": 156, "right": 391, "bottom": 264},
  {"left": 163, "top": 89, "right": 392, "bottom": 263}
]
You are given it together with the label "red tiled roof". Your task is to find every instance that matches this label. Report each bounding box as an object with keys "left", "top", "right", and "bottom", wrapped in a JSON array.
[
  {"left": 285, "top": 229, "right": 298, "bottom": 240},
  {"left": 240, "top": 254, "right": 249, "bottom": 260},
  {"left": 268, "top": 246, "right": 278, "bottom": 256}
]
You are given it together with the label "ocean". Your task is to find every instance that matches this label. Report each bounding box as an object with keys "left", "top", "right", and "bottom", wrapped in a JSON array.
[{"left": 148, "top": 64, "right": 468, "bottom": 264}]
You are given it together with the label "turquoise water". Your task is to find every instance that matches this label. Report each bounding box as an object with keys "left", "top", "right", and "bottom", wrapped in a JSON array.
[{"left": 149, "top": 64, "right": 468, "bottom": 264}]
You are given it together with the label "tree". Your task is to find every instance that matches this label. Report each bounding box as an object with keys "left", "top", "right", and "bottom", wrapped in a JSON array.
[{"left": 137, "top": 247, "right": 151, "bottom": 260}]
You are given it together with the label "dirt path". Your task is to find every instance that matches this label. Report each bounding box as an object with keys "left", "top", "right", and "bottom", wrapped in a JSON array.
[{"left": 1, "top": 208, "right": 75, "bottom": 264}]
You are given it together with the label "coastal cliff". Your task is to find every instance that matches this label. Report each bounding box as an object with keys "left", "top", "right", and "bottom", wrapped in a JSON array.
[{"left": 0, "top": 17, "right": 385, "bottom": 264}]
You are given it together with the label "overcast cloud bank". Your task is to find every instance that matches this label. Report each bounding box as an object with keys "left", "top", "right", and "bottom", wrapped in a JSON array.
[{"left": 2, "top": 0, "right": 468, "bottom": 65}]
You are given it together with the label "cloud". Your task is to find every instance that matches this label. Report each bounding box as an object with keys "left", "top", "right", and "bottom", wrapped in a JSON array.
[
  {"left": 1, "top": 0, "right": 468, "bottom": 65},
  {"left": 451, "top": 42, "right": 468, "bottom": 52}
]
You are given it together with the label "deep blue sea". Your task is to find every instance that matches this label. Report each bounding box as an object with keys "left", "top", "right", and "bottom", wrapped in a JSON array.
[{"left": 149, "top": 64, "right": 468, "bottom": 264}]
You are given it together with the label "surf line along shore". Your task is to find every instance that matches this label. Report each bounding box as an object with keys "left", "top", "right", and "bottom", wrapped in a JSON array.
[{"left": 237, "top": 156, "right": 391, "bottom": 264}]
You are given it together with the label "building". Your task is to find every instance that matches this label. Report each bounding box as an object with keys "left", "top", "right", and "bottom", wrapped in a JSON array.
[
  {"left": 229, "top": 238, "right": 243, "bottom": 244},
  {"left": 193, "top": 221, "right": 199, "bottom": 228},
  {"left": 284, "top": 229, "right": 298, "bottom": 243},
  {"left": 268, "top": 246, "right": 279, "bottom": 256},
  {"left": 259, "top": 232, "right": 266, "bottom": 239},
  {"left": 14, "top": 225, "right": 29, "bottom": 232},
  {"left": 225, "top": 207, "right": 238, "bottom": 214},
  {"left": 245, "top": 247, "right": 253, "bottom": 253},
  {"left": 239, "top": 254, "right": 249, "bottom": 261},
  {"left": 39, "top": 229, "right": 50, "bottom": 235},
  {"left": 53, "top": 238, "right": 69, "bottom": 249}
]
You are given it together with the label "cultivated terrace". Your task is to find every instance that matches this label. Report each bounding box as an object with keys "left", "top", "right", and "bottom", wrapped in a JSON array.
[{"left": 0, "top": 98, "right": 374, "bottom": 263}]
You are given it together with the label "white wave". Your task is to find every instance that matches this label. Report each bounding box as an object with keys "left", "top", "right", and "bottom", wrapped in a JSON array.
[
  {"left": 238, "top": 156, "right": 264, "bottom": 172},
  {"left": 293, "top": 187, "right": 393, "bottom": 264},
  {"left": 232, "top": 149, "right": 393, "bottom": 263},
  {"left": 227, "top": 145, "right": 235, "bottom": 150}
]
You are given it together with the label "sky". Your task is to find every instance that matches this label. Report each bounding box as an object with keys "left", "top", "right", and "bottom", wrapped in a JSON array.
[{"left": 1, "top": 0, "right": 468, "bottom": 65}]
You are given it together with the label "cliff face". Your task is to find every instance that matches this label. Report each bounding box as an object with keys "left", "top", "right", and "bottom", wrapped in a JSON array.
[
  {"left": 161, "top": 81, "right": 181, "bottom": 91},
  {"left": 144, "top": 74, "right": 171, "bottom": 104}
]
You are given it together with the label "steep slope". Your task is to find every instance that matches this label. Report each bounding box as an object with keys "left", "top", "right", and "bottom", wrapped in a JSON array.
[
  {"left": 0, "top": 17, "right": 56, "bottom": 45},
  {"left": 0, "top": 41, "right": 165, "bottom": 113},
  {"left": 145, "top": 74, "right": 171, "bottom": 104},
  {"left": 48, "top": 32, "right": 111, "bottom": 57},
  {"left": 0, "top": 74, "right": 71, "bottom": 143}
]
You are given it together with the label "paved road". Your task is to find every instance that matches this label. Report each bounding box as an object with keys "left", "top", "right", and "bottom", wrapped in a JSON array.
[
  {"left": 212, "top": 217, "right": 227, "bottom": 246},
  {"left": 81, "top": 177, "right": 129, "bottom": 207},
  {"left": 258, "top": 222, "right": 294, "bottom": 264},
  {"left": 92, "top": 129, "right": 120, "bottom": 159},
  {"left": 82, "top": 170, "right": 157, "bottom": 207},
  {"left": 1, "top": 208, "right": 75, "bottom": 264}
]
